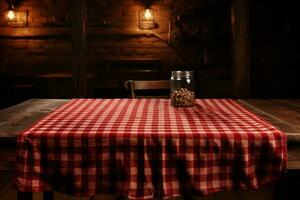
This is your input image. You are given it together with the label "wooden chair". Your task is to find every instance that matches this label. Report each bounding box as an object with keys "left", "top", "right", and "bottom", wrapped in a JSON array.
[{"left": 124, "top": 80, "right": 170, "bottom": 98}]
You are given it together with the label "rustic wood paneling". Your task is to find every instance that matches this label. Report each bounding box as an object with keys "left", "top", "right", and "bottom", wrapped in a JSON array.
[
  {"left": 72, "top": 0, "right": 87, "bottom": 97},
  {"left": 0, "top": 28, "right": 70, "bottom": 38},
  {"left": 231, "top": 0, "right": 250, "bottom": 98}
]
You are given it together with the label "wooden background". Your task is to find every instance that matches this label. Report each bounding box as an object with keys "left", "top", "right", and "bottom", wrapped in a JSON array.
[{"left": 0, "top": 0, "right": 299, "bottom": 109}]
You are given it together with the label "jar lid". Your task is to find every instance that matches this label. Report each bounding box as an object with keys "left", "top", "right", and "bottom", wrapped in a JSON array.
[{"left": 171, "top": 70, "right": 194, "bottom": 78}]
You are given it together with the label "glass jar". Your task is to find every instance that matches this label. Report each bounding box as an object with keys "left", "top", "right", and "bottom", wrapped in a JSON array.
[{"left": 170, "top": 71, "right": 195, "bottom": 107}]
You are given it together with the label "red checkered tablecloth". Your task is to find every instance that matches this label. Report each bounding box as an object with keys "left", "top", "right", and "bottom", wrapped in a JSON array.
[{"left": 16, "top": 99, "right": 287, "bottom": 199}]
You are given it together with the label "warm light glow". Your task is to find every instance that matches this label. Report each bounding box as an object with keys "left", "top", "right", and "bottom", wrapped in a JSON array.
[
  {"left": 7, "top": 10, "right": 15, "bottom": 20},
  {"left": 144, "top": 9, "right": 153, "bottom": 20},
  {"left": 139, "top": 8, "right": 155, "bottom": 29}
]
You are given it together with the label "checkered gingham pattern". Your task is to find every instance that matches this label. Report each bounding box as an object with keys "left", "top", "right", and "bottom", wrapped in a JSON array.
[{"left": 16, "top": 99, "right": 287, "bottom": 199}]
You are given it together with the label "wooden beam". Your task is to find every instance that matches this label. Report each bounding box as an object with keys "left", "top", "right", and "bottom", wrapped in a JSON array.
[
  {"left": 0, "top": 27, "right": 70, "bottom": 38},
  {"left": 0, "top": 27, "right": 156, "bottom": 38},
  {"left": 231, "top": 0, "right": 250, "bottom": 98},
  {"left": 72, "top": 0, "right": 87, "bottom": 97}
]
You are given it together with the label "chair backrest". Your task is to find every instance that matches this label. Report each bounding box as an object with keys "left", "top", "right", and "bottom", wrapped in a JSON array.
[{"left": 125, "top": 80, "right": 170, "bottom": 98}]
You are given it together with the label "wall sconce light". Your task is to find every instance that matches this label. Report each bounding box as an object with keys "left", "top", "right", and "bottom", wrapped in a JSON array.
[
  {"left": 139, "top": 8, "right": 155, "bottom": 29},
  {"left": 6, "top": 9, "right": 15, "bottom": 21},
  {"left": 3, "top": 3, "right": 28, "bottom": 27},
  {"left": 5, "top": 4, "right": 15, "bottom": 21}
]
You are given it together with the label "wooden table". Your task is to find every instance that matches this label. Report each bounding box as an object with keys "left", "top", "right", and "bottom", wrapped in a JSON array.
[{"left": 0, "top": 99, "right": 299, "bottom": 200}]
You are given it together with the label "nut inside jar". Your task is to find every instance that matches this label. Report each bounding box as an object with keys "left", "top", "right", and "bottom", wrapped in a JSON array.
[{"left": 171, "top": 88, "right": 195, "bottom": 107}]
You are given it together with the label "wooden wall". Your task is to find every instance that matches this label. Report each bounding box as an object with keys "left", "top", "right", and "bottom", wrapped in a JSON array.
[{"left": 0, "top": 0, "right": 299, "bottom": 108}]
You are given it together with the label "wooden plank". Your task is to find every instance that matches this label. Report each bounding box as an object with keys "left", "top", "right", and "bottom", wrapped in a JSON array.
[
  {"left": 0, "top": 27, "right": 70, "bottom": 38},
  {"left": 286, "top": 144, "right": 300, "bottom": 170},
  {"left": 87, "top": 28, "right": 155, "bottom": 37},
  {"left": 0, "top": 145, "right": 15, "bottom": 171},
  {"left": 72, "top": 0, "right": 87, "bottom": 97},
  {"left": 237, "top": 99, "right": 300, "bottom": 169},
  {"left": 231, "top": 0, "right": 250, "bottom": 98},
  {"left": 0, "top": 99, "right": 69, "bottom": 141},
  {"left": 36, "top": 73, "right": 95, "bottom": 79},
  {"left": 0, "top": 99, "right": 69, "bottom": 177},
  {"left": 238, "top": 99, "right": 300, "bottom": 133},
  {"left": 270, "top": 99, "right": 300, "bottom": 114},
  {"left": 0, "top": 27, "right": 152, "bottom": 38}
]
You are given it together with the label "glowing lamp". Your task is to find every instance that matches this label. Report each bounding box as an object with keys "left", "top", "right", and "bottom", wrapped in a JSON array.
[
  {"left": 3, "top": 6, "right": 28, "bottom": 27},
  {"left": 139, "top": 8, "right": 155, "bottom": 29},
  {"left": 144, "top": 9, "right": 152, "bottom": 20},
  {"left": 6, "top": 9, "right": 16, "bottom": 21}
]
